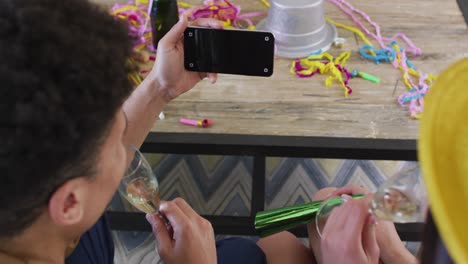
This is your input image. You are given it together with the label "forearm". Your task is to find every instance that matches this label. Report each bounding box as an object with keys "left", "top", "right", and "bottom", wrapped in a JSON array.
[
  {"left": 121, "top": 17, "right": 221, "bottom": 148},
  {"left": 122, "top": 76, "right": 167, "bottom": 148}
]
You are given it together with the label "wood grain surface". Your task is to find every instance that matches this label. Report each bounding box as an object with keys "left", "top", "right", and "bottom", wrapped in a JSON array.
[{"left": 96, "top": 0, "right": 468, "bottom": 140}]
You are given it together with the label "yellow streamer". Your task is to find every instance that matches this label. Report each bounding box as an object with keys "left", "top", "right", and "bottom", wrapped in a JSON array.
[
  {"left": 325, "top": 17, "right": 376, "bottom": 57},
  {"left": 260, "top": 0, "right": 270, "bottom": 7},
  {"left": 291, "top": 52, "right": 351, "bottom": 97},
  {"left": 111, "top": 6, "right": 139, "bottom": 16},
  {"left": 390, "top": 42, "right": 437, "bottom": 91},
  {"left": 136, "top": 0, "right": 149, "bottom": 5},
  {"left": 178, "top": 2, "right": 197, "bottom": 8},
  {"left": 128, "top": 72, "right": 142, "bottom": 86},
  {"left": 334, "top": 51, "right": 350, "bottom": 65}
]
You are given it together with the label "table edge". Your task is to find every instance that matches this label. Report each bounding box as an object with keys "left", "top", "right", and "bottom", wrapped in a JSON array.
[{"left": 142, "top": 132, "right": 417, "bottom": 160}]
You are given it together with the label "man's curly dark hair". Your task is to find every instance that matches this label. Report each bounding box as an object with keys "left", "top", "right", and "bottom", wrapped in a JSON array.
[{"left": 0, "top": 0, "right": 133, "bottom": 237}]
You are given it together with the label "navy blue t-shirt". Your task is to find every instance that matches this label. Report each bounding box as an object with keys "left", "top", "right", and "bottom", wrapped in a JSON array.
[
  {"left": 65, "top": 214, "right": 114, "bottom": 264},
  {"left": 66, "top": 214, "right": 266, "bottom": 264}
]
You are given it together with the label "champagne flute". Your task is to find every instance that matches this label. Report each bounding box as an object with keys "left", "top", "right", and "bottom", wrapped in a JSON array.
[
  {"left": 118, "top": 145, "right": 161, "bottom": 214},
  {"left": 316, "top": 162, "right": 427, "bottom": 237}
]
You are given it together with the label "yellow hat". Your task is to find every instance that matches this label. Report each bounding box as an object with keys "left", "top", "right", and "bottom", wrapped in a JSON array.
[{"left": 419, "top": 58, "right": 468, "bottom": 263}]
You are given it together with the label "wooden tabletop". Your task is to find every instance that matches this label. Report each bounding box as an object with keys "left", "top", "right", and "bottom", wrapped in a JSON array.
[{"left": 102, "top": 0, "right": 468, "bottom": 143}]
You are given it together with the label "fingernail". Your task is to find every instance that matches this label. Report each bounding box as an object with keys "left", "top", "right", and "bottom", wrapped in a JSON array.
[
  {"left": 341, "top": 194, "right": 352, "bottom": 202},
  {"left": 145, "top": 214, "right": 155, "bottom": 225},
  {"left": 368, "top": 214, "right": 378, "bottom": 225},
  {"left": 159, "top": 201, "right": 168, "bottom": 211}
]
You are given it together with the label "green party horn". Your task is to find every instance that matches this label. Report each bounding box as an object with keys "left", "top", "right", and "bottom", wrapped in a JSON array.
[
  {"left": 351, "top": 69, "right": 380, "bottom": 83},
  {"left": 255, "top": 194, "right": 364, "bottom": 237}
]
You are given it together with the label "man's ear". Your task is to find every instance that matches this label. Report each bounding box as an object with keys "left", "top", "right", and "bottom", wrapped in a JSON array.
[{"left": 48, "top": 178, "right": 86, "bottom": 227}]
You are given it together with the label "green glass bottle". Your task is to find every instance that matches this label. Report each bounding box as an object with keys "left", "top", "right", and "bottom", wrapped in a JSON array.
[{"left": 150, "top": 0, "right": 179, "bottom": 49}]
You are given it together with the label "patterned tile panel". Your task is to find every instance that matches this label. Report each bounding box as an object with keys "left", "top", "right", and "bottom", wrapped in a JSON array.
[{"left": 111, "top": 154, "right": 418, "bottom": 263}]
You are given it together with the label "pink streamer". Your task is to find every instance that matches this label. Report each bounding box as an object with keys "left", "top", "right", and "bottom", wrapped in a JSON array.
[
  {"left": 110, "top": 1, "right": 156, "bottom": 52},
  {"left": 328, "top": 0, "right": 422, "bottom": 56},
  {"left": 179, "top": 0, "right": 265, "bottom": 29},
  {"left": 328, "top": 0, "right": 431, "bottom": 118}
]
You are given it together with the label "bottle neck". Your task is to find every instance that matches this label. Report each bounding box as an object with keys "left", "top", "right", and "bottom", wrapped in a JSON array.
[{"left": 150, "top": 0, "right": 178, "bottom": 16}]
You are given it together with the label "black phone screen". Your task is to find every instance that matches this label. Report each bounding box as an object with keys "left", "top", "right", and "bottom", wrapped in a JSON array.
[{"left": 184, "top": 27, "right": 275, "bottom": 77}]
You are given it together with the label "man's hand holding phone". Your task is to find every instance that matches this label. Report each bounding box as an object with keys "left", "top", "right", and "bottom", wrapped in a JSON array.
[{"left": 147, "top": 17, "right": 223, "bottom": 103}]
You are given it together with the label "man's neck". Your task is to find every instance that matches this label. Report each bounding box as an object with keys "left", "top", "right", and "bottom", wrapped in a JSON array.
[{"left": 0, "top": 216, "right": 73, "bottom": 264}]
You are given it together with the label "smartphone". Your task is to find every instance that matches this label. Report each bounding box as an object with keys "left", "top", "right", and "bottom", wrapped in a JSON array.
[{"left": 184, "top": 27, "right": 275, "bottom": 77}]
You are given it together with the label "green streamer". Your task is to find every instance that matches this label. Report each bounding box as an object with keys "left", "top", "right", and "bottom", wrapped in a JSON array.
[{"left": 255, "top": 194, "right": 364, "bottom": 237}]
